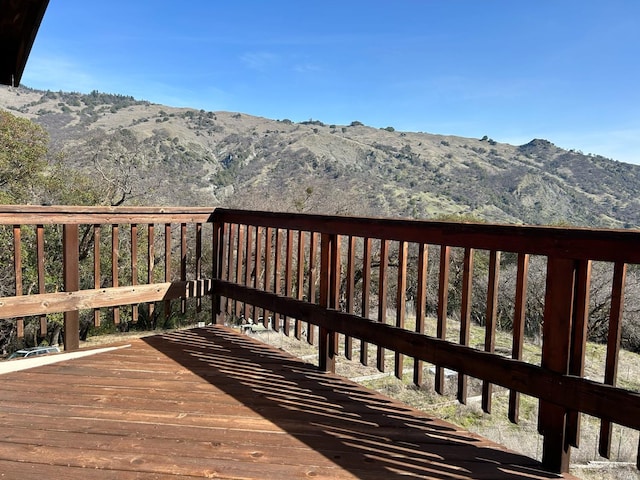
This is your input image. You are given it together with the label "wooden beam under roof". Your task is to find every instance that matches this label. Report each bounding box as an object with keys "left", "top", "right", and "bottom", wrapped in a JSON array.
[{"left": 0, "top": 0, "right": 49, "bottom": 86}]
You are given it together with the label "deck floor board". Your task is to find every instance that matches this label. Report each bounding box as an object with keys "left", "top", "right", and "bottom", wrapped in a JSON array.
[{"left": 0, "top": 325, "right": 577, "bottom": 479}]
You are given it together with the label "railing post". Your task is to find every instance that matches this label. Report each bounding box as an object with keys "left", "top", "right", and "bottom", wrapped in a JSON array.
[
  {"left": 539, "top": 257, "right": 576, "bottom": 473},
  {"left": 62, "top": 224, "right": 80, "bottom": 351},
  {"left": 318, "top": 233, "right": 337, "bottom": 372}
]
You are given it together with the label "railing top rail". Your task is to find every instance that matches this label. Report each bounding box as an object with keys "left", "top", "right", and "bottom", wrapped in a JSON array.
[
  {"left": 0, "top": 205, "right": 215, "bottom": 225},
  {"left": 2, "top": 205, "right": 640, "bottom": 263},
  {"left": 213, "top": 208, "right": 640, "bottom": 263}
]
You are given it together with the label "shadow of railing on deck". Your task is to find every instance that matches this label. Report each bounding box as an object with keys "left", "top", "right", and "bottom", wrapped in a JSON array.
[{"left": 143, "top": 326, "right": 567, "bottom": 480}]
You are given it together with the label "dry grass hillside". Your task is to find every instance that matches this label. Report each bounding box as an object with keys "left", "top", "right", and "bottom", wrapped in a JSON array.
[{"left": 2, "top": 85, "right": 640, "bottom": 228}]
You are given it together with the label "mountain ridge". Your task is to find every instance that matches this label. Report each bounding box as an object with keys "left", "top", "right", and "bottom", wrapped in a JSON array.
[{"left": 2, "top": 85, "right": 639, "bottom": 228}]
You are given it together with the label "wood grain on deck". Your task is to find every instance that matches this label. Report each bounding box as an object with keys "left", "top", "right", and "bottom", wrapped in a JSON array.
[{"left": 0, "top": 326, "right": 577, "bottom": 479}]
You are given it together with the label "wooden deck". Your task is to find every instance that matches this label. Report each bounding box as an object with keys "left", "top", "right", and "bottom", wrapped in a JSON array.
[{"left": 0, "top": 326, "right": 578, "bottom": 479}]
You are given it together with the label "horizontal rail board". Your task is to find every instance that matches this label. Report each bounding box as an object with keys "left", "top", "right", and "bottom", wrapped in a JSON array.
[
  {"left": 212, "top": 279, "right": 640, "bottom": 431},
  {"left": 212, "top": 208, "right": 640, "bottom": 263},
  {"left": 0, "top": 280, "right": 212, "bottom": 318},
  {"left": 0, "top": 205, "right": 214, "bottom": 225}
]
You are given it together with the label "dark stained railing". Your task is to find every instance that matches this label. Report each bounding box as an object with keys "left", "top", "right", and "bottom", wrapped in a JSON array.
[
  {"left": 1, "top": 205, "right": 639, "bottom": 474},
  {"left": 210, "top": 208, "right": 640, "bottom": 474}
]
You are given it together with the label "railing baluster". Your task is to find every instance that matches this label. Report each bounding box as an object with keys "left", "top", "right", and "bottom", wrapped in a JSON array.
[
  {"left": 36, "top": 225, "right": 46, "bottom": 336},
  {"left": 13, "top": 225, "right": 23, "bottom": 338},
  {"left": 330, "top": 234, "right": 341, "bottom": 358},
  {"left": 226, "top": 224, "right": 236, "bottom": 317},
  {"left": 131, "top": 224, "right": 139, "bottom": 323},
  {"left": 307, "top": 231, "right": 318, "bottom": 344},
  {"left": 93, "top": 225, "right": 101, "bottom": 327},
  {"left": 284, "top": 229, "right": 293, "bottom": 335},
  {"left": 112, "top": 224, "right": 119, "bottom": 324},
  {"left": 148, "top": 224, "right": 155, "bottom": 324},
  {"left": 164, "top": 223, "right": 171, "bottom": 322},
  {"left": 482, "top": 250, "right": 500, "bottom": 413},
  {"left": 273, "top": 229, "right": 282, "bottom": 331},
  {"left": 566, "top": 259, "right": 591, "bottom": 445},
  {"left": 212, "top": 220, "right": 223, "bottom": 324},
  {"left": 413, "top": 243, "right": 428, "bottom": 386},
  {"left": 263, "top": 226, "right": 273, "bottom": 329},
  {"left": 457, "top": 247, "right": 474, "bottom": 403},
  {"left": 244, "top": 224, "right": 253, "bottom": 321},
  {"left": 394, "top": 240, "right": 408, "bottom": 380},
  {"left": 360, "top": 237, "right": 372, "bottom": 366},
  {"left": 180, "top": 223, "right": 187, "bottom": 315},
  {"left": 331, "top": 235, "right": 341, "bottom": 307},
  {"left": 195, "top": 222, "right": 202, "bottom": 312},
  {"left": 508, "top": 253, "right": 530, "bottom": 422},
  {"left": 235, "top": 224, "right": 245, "bottom": 320},
  {"left": 253, "top": 226, "right": 263, "bottom": 324},
  {"left": 599, "top": 261, "right": 627, "bottom": 458},
  {"left": 435, "top": 245, "right": 450, "bottom": 394},
  {"left": 376, "top": 239, "right": 389, "bottom": 372},
  {"left": 295, "top": 230, "right": 305, "bottom": 340},
  {"left": 344, "top": 235, "right": 356, "bottom": 360}
]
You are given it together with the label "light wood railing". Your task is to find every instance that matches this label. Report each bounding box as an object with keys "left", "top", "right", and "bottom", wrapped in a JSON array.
[{"left": 0, "top": 206, "right": 214, "bottom": 349}]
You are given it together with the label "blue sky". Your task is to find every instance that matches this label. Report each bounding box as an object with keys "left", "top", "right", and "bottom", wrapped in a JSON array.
[{"left": 22, "top": 1, "right": 640, "bottom": 164}]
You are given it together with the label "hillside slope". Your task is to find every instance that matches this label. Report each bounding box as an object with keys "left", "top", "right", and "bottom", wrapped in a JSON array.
[{"left": 2, "top": 86, "right": 639, "bottom": 227}]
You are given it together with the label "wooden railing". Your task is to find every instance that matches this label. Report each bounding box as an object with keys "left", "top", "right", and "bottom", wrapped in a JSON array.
[
  {"left": 0, "top": 206, "right": 214, "bottom": 349},
  {"left": 1, "top": 205, "right": 640, "bottom": 473},
  {"left": 210, "top": 208, "right": 640, "bottom": 474}
]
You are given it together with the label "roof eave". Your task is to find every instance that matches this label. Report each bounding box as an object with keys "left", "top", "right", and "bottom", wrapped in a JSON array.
[{"left": 0, "top": 0, "right": 50, "bottom": 86}]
